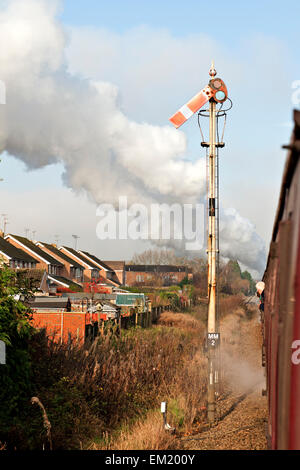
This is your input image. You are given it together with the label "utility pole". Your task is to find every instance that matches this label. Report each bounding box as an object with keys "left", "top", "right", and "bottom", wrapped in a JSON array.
[{"left": 169, "top": 62, "right": 231, "bottom": 426}]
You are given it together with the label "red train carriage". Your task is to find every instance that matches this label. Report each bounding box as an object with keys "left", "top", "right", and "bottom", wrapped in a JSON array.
[{"left": 263, "top": 109, "right": 300, "bottom": 449}]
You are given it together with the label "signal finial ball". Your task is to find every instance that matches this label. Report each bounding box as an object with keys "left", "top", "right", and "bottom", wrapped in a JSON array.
[{"left": 209, "top": 61, "right": 217, "bottom": 78}]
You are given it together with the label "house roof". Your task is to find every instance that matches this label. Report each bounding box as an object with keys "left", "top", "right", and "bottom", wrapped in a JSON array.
[
  {"left": 79, "top": 251, "right": 113, "bottom": 271},
  {"left": 6, "top": 235, "right": 64, "bottom": 267},
  {"left": 104, "top": 260, "right": 126, "bottom": 270},
  {"left": 0, "top": 237, "right": 37, "bottom": 263},
  {"left": 61, "top": 246, "right": 100, "bottom": 270},
  {"left": 48, "top": 274, "right": 83, "bottom": 290},
  {"left": 38, "top": 242, "right": 83, "bottom": 269},
  {"left": 26, "top": 296, "right": 72, "bottom": 309},
  {"left": 96, "top": 275, "right": 120, "bottom": 287}
]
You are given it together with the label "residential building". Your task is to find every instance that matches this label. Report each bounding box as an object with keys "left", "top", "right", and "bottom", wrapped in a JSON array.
[
  {"left": 104, "top": 261, "right": 126, "bottom": 285},
  {"left": 5, "top": 235, "right": 64, "bottom": 275},
  {"left": 59, "top": 246, "right": 100, "bottom": 282},
  {"left": 36, "top": 242, "right": 84, "bottom": 284},
  {"left": 0, "top": 236, "right": 37, "bottom": 269},
  {"left": 78, "top": 251, "right": 121, "bottom": 286}
]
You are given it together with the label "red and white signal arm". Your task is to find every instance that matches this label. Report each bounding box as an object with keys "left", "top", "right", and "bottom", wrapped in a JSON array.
[{"left": 169, "top": 78, "right": 228, "bottom": 129}]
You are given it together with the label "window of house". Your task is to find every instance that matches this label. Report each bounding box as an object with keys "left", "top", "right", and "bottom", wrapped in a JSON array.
[
  {"left": 49, "top": 265, "right": 57, "bottom": 275},
  {"left": 92, "top": 270, "right": 99, "bottom": 279},
  {"left": 136, "top": 275, "right": 144, "bottom": 283}
]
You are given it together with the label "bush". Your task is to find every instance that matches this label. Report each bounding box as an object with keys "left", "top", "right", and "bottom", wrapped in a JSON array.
[
  {"left": 0, "top": 266, "right": 36, "bottom": 446},
  {"left": 2, "top": 318, "right": 204, "bottom": 450}
]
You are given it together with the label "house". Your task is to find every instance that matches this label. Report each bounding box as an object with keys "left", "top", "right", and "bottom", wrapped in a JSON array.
[
  {"left": 0, "top": 236, "right": 37, "bottom": 269},
  {"left": 36, "top": 242, "right": 84, "bottom": 284},
  {"left": 124, "top": 265, "right": 192, "bottom": 287},
  {"left": 5, "top": 235, "right": 64, "bottom": 275},
  {"left": 103, "top": 261, "right": 126, "bottom": 285},
  {"left": 59, "top": 246, "right": 101, "bottom": 283},
  {"left": 46, "top": 274, "right": 83, "bottom": 294},
  {"left": 78, "top": 251, "right": 121, "bottom": 286}
]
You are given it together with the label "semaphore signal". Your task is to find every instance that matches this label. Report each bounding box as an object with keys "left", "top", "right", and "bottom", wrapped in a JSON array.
[{"left": 169, "top": 61, "right": 232, "bottom": 424}]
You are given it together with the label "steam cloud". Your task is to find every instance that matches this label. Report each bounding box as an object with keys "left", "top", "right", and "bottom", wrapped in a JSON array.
[{"left": 0, "top": 0, "right": 266, "bottom": 276}]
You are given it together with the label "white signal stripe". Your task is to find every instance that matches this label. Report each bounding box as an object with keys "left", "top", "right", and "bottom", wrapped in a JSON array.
[
  {"left": 169, "top": 86, "right": 212, "bottom": 128},
  {"left": 179, "top": 104, "right": 194, "bottom": 120}
]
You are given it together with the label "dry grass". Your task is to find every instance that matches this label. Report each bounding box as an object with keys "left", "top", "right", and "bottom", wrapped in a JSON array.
[
  {"left": 219, "top": 294, "right": 244, "bottom": 318},
  {"left": 95, "top": 411, "right": 179, "bottom": 450},
  {"left": 157, "top": 311, "right": 202, "bottom": 331},
  {"left": 91, "top": 312, "right": 208, "bottom": 450}
]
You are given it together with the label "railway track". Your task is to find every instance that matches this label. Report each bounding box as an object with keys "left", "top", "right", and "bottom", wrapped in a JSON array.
[{"left": 178, "top": 308, "right": 268, "bottom": 450}]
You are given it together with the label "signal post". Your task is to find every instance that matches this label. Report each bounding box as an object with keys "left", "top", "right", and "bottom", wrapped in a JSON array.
[{"left": 169, "top": 62, "right": 230, "bottom": 425}]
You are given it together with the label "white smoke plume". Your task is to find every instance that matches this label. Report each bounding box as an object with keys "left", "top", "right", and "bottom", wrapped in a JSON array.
[{"left": 0, "top": 0, "right": 266, "bottom": 275}]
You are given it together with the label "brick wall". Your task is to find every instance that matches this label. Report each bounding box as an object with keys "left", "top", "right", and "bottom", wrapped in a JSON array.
[
  {"left": 114, "top": 269, "right": 125, "bottom": 285},
  {"left": 31, "top": 311, "right": 86, "bottom": 344}
]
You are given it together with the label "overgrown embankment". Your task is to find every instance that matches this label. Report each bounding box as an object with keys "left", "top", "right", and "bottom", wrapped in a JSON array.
[
  {"left": 1, "top": 309, "right": 206, "bottom": 450},
  {"left": 1, "top": 291, "right": 265, "bottom": 451}
]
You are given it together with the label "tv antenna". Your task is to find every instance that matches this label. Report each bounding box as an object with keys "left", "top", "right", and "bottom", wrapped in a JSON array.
[
  {"left": 3, "top": 216, "right": 8, "bottom": 237},
  {"left": 72, "top": 234, "right": 80, "bottom": 250},
  {"left": 1, "top": 214, "right": 8, "bottom": 234}
]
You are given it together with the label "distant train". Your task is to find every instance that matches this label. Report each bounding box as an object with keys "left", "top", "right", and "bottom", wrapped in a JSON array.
[{"left": 263, "top": 109, "right": 300, "bottom": 449}]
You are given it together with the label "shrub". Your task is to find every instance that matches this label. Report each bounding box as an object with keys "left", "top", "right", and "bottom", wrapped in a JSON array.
[{"left": 0, "top": 266, "right": 36, "bottom": 446}]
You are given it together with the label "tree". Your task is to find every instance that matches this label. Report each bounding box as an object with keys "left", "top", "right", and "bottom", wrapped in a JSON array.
[
  {"left": 130, "top": 248, "right": 179, "bottom": 265},
  {"left": 220, "top": 260, "right": 243, "bottom": 294},
  {"left": 0, "top": 265, "right": 36, "bottom": 441},
  {"left": 241, "top": 270, "right": 256, "bottom": 295}
]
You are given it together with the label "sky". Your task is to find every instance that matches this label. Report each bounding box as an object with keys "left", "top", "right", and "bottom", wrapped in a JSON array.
[{"left": 0, "top": 0, "right": 299, "bottom": 274}]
